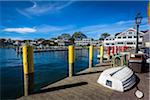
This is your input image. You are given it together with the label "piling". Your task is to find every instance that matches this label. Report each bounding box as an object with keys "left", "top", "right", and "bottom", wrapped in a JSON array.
[
  {"left": 100, "top": 46, "right": 104, "bottom": 63},
  {"left": 89, "top": 45, "right": 93, "bottom": 68},
  {"left": 16, "top": 46, "right": 19, "bottom": 53},
  {"left": 68, "top": 45, "right": 75, "bottom": 77},
  {"left": 107, "top": 46, "right": 110, "bottom": 60},
  {"left": 116, "top": 46, "right": 118, "bottom": 54},
  {"left": 23, "top": 45, "right": 34, "bottom": 96},
  {"left": 112, "top": 46, "right": 115, "bottom": 67},
  {"left": 112, "top": 46, "right": 115, "bottom": 55},
  {"left": 122, "top": 46, "right": 125, "bottom": 52},
  {"left": 120, "top": 46, "right": 122, "bottom": 53},
  {"left": 121, "top": 55, "right": 124, "bottom": 66}
]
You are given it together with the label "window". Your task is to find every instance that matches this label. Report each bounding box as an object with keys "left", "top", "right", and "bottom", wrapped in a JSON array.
[
  {"left": 134, "top": 36, "right": 136, "bottom": 38},
  {"left": 138, "top": 42, "right": 142, "bottom": 44},
  {"left": 128, "top": 36, "right": 132, "bottom": 38},
  {"left": 127, "top": 42, "right": 133, "bottom": 45},
  {"left": 106, "top": 80, "right": 112, "bottom": 87},
  {"left": 118, "top": 42, "right": 123, "bottom": 44},
  {"left": 118, "top": 37, "right": 121, "bottom": 39},
  {"left": 140, "top": 36, "right": 143, "bottom": 38},
  {"left": 106, "top": 39, "right": 108, "bottom": 40},
  {"left": 106, "top": 43, "right": 109, "bottom": 45},
  {"left": 129, "top": 32, "right": 132, "bottom": 34},
  {"left": 123, "top": 36, "right": 126, "bottom": 39},
  {"left": 112, "top": 43, "right": 114, "bottom": 45}
]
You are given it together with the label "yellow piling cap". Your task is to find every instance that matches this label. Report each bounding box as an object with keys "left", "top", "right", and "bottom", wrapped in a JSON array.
[
  {"left": 23, "top": 45, "right": 34, "bottom": 74},
  {"left": 69, "top": 45, "right": 74, "bottom": 64},
  {"left": 89, "top": 45, "right": 93, "bottom": 60},
  {"left": 100, "top": 46, "right": 104, "bottom": 57}
]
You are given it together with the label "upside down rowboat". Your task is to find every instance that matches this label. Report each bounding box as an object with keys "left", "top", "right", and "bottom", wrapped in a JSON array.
[{"left": 97, "top": 66, "right": 137, "bottom": 92}]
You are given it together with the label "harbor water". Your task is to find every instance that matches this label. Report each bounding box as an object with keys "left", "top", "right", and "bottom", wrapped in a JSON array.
[{"left": 0, "top": 48, "right": 99, "bottom": 99}]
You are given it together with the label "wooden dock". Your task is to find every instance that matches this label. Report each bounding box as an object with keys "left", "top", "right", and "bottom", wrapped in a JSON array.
[
  {"left": 16, "top": 48, "right": 85, "bottom": 53},
  {"left": 18, "top": 65, "right": 149, "bottom": 100}
]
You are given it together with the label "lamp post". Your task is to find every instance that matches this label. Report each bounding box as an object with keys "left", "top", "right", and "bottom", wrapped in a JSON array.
[{"left": 135, "top": 13, "right": 142, "bottom": 53}]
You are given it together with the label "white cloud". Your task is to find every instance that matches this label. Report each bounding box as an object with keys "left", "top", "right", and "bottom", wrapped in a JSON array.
[
  {"left": 3, "top": 27, "right": 36, "bottom": 34},
  {"left": 17, "top": 1, "right": 73, "bottom": 17},
  {"left": 116, "top": 20, "right": 134, "bottom": 25}
]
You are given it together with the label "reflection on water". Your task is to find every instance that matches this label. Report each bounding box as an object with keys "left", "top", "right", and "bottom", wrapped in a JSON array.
[{"left": 0, "top": 48, "right": 99, "bottom": 99}]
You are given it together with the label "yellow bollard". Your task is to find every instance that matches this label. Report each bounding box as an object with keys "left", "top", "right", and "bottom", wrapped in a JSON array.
[
  {"left": 23, "top": 45, "right": 34, "bottom": 96},
  {"left": 121, "top": 55, "right": 124, "bottom": 66},
  {"left": 89, "top": 45, "right": 93, "bottom": 68},
  {"left": 100, "top": 46, "right": 104, "bottom": 63},
  {"left": 68, "top": 45, "right": 74, "bottom": 77}
]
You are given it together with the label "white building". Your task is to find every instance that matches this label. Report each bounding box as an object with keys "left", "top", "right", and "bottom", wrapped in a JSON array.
[
  {"left": 57, "top": 39, "right": 72, "bottom": 46},
  {"left": 142, "top": 31, "right": 150, "bottom": 47},
  {"left": 75, "top": 38, "right": 91, "bottom": 46},
  {"left": 103, "top": 36, "right": 115, "bottom": 46},
  {"left": 75, "top": 38, "right": 102, "bottom": 46},
  {"left": 90, "top": 40, "right": 102, "bottom": 46},
  {"left": 104, "top": 28, "right": 145, "bottom": 47}
]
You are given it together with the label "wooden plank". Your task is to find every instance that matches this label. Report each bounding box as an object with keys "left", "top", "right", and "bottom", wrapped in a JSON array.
[{"left": 18, "top": 64, "right": 149, "bottom": 100}]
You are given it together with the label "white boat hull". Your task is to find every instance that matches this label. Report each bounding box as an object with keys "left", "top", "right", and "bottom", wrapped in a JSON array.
[{"left": 97, "top": 66, "right": 137, "bottom": 92}]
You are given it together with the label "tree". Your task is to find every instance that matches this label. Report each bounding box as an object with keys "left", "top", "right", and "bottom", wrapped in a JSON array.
[
  {"left": 57, "top": 33, "right": 71, "bottom": 40},
  {"left": 37, "top": 38, "right": 45, "bottom": 41},
  {"left": 61, "top": 33, "right": 71, "bottom": 40},
  {"left": 50, "top": 38, "right": 57, "bottom": 40},
  {"left": 99, "top": 33, "right": 110, "bottom": 40},
  {"left": 99, "top": 37, "right": 104, "bottom": 41},
  {"left": 72, "top": 32, "right": 87, "bottom": 40},
  {"left": 69, "top": 37, "right": 75, "bottom": 44},
  {"left": 57, "top": 36, "right": 62, "bottom": 39}
]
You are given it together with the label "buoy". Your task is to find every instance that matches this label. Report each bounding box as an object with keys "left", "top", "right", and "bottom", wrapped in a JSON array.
[{"left": 135, "top": 90, "right": 144, "bottom": 99}]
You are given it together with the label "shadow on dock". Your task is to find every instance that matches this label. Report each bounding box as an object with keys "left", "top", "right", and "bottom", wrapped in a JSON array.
[
  {"left": 75, "top": 70, "right": 103, "bottom": 76},
  {"left": 34, "top": 82, "right": 88, "bottom": 94}
]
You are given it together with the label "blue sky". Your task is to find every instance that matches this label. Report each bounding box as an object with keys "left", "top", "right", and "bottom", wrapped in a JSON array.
[{"left": 0, "top": 1, "right": 149, "bottom": 40}]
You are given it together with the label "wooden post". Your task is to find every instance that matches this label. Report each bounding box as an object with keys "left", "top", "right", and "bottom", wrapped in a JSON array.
[
  {"left": 116, "top": 46, "right": 118, "bottom": 54},
  {"left": 23, "top": 45, "right": 34, "bottom": 96},
  {"left": 112, "top": 46, "right": 114, "bottom": 55},
  {"left": 68, "top": 45, "right": 74, "bottom": 77},
  {"left": 121, "top": 55, "right": 124, "bottom": 66},
  {"left": 89, "top": 45, "right": 93, "bottom": 68},
  {"left": 122, "top": 46, "right": 125, "bottom": 52},
  {"left": 118, "top": 46, "right": 121, "bottom": 53},
  {"left": 100, "top": 46, "right": 104, "bottom": 63},
  {"left": 107, "top": 46, "right": 110, "bottom": 60},
  {"left": 16, "top": 46, "right": 19, "bottom": 53},
  {"left": 112, "top": 56, "right": 116, "bottom": 67},
  {"left": 112, "top": 46, "right": 115, "bottom": 67}
]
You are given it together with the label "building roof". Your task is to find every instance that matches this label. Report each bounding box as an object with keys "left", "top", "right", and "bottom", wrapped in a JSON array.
[
  {"left": 141, "top": 30, "right": 149, "bottom": 33},
  {"left": 105, "top": 36, "right": 115, "bottom": 39},
  {"left": 115, "top": 28, "right": 145, "bottom": 37}
]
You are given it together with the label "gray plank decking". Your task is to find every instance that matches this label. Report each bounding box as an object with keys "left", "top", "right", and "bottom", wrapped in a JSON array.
[{"left": 18, "top": 65, "right": 149, "bottom": 100}]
